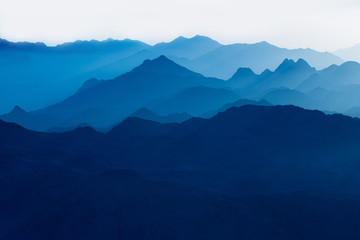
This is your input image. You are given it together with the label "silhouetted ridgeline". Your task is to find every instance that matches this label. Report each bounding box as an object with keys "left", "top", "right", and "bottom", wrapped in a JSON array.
[{"left": 2, "top": 105, "right": 360, "bottom": 239}]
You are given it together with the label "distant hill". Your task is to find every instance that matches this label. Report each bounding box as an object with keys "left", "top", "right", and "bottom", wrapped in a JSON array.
[
  {"left": 185, "top": 41, "right": 342, "bottom": 79},
  {"left": 226, "top": 59, "right": 360, "bottom": 114},
  {"left": 297, "top": 61, "right": 360, "bottom": 92},
  {"left": 151, "top": 86, "right": 239, "bottom": 116},
  {"left": 262, "top": 88, "right": 322, "bottom": 110},
  {"left": 0, "top": 105, "right": 59, "bottom": 131},
  {"left": 334, "top": 44, "right": 360, "bottom": 62},
  {"left": 130, "top": 108, "right": 192, "bottom": 123},
  {"left": 151, "top": 35, "right": 221, "bottom": 60}
]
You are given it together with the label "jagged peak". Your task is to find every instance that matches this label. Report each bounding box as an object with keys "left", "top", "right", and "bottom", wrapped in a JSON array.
[
  {"left": 275, "top": 58, "right": 313, "bottom": 72},
  {"left": 134, "top": 55, "right": 202, "bottom": 77}
]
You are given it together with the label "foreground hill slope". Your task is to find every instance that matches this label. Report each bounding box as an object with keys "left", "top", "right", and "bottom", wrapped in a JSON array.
[{"left": 2, "top": 105, "right": 360, "bottom": 239}]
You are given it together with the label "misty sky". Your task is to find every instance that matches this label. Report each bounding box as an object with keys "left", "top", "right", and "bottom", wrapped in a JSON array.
[{"left": 1, "top": 0, "right": 360, "bottom": 51}]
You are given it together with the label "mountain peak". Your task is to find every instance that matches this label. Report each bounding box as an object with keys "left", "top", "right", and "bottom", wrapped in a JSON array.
[
  {"left": 141, "top": 55, "right": 175, "bottom": 66},
  {"left": 172, "top": 36, "right": 188, "bottom": 42},
  {"left": 231, "top": 67, "right": 256, "bottom": 78},
  {"left": 190, "top": 35, "right": 218, "bottom": 42},
  {"left": 255, "top": 41, "right": 272, "bottom": 46},
  {"left": 134, "top": 56, "right": 202, "bottom": 77},
  {"left": 278, "top": 59, "right": 296, "bottom": 69},
  {"left": 226, "top": 67, "right": 257, "bottom": 88},
  {"left": 295, "top": 58, "right": 313, "bottom": 69},
  {"left": 275, "top": 58, "right": 314, "bottom": 72}
]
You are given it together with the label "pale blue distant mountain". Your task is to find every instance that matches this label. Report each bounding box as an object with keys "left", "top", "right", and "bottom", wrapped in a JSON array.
[
  {"left": 0, "top": 36, "right": 344, "bottom": 113},
  {"left": 227, "top": 59, "right": 360, "bottom": 113},
  {"left": 0, "top": 38, "right": 150, "bottom": 113},
  {"left": 86, "top": 35, "right": 220, "bottom": 80},
  {"left": 333, "top": 44, "right": 360, "bottom": 62},
  {"left": 151, "top": 35, "right": 221, "bottom": 60},
  {"left": 297, "top": 61, "right": 360, "bottom": 92},
  {"left": 185, "top": 41, "right": 342, "bottom": 79}
]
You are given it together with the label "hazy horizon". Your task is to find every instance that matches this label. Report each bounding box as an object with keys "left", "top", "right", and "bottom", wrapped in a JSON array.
[
  {"left": 2, "top": 0, "right": 360, "bottom": 52},
  {"left": 2, "top": 34, "right": 360, "bottom": 53}
]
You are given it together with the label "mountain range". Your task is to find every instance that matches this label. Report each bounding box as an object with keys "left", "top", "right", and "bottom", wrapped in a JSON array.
[
  {"left": 2, "top": 105, "right": 360, "bottom": 239},
  {"left": 4, "top": 54, "right": 360, "bottom": 131},
  {"left": 0, "top": 36, "right": 344, "bottom": 113}
]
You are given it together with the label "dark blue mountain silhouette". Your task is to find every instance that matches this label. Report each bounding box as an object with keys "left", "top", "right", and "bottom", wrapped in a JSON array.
[{"left": 3, "top": 105, "right": 360, "bottom": 239}]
